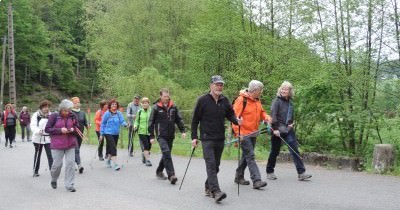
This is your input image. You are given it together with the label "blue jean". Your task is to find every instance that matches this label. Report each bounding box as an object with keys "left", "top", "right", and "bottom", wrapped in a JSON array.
[{"left": 266, "top": 130, "right": 306, "bottom": 174}]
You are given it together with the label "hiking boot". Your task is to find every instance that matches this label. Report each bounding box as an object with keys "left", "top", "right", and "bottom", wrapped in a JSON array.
[
  {"left": 213, "top": 191, "right": 227, "bottom": 202},
  {"left": 51, "top": 181, "right": 57, "bottom": 189},
  {"left": 33, "top": 172, "right": 40, "bottom": 177},
  {"left": 142, "top": 153, "right": 146, "bottom": 164},
  {"left": 99, "top": 157, "right": 104, "bottom": 161},
  {"left": 145, "top": 160, "right": 152, "bottom": 167},
  {"left": 234, "top": 177, "right": 250, "bottom": 185},
  {"left": 267, "top": 173, "right": 278, "bottom": 180},
  {"left": 253, "top": 180, "right": 267, "bottom": 189},
  {"left": 205, "top": 188, "right": 215, "bottom": 198},
  {"left": 106, "top": 159, "right": 112, "bottom": 168},
  {"left": 129, "top": 153, "right": 134, "bottom": 157},
  {"left": 298, "top": 173, "right": 312, "bottom": 181},
  {"left": 169, "top": 175, "right": 178, "bottom": 185},
  {"left": 156, "top": 172, "right": 167, "bottom": 180},
  {"left": 66, "top": 187, "right": 76, "bottom": 192},
  {"left": 78, "top": 165, "right": 84, "bottom": 174},
  {"left": 9, "top": 144, "right": 13, "bottom": 148}
]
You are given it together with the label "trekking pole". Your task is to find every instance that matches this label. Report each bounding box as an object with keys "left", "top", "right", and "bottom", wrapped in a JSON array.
[
  {"left": 237, "top": 125, "right": 241, "bottom": 196},
  {"left": 179, "top": 146, "right": 196, "bottom": 190},
  {"left": 128, "top": 126, "right": 134, "bottom": 156},
  {"left": 277, "top": 135, "right": 303, "bottom": 160},
  {"left": 86, "top": 102, "right": 91, "bottom": 144},
  {"left": 225, "top": 128, "right": 270, "bottom": 145},
  {"left": 89, "top": 136, "right": 101, "bottom": 169}
]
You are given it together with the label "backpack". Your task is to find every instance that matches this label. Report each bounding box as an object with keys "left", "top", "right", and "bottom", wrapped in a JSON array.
[{"left": 231, "top": 95, "right": 247, "bottom": 136}]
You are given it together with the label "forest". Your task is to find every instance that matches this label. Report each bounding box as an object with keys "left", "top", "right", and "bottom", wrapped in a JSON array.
[{"left": 0, "top": 0, "right": 399, "bottom": 172}]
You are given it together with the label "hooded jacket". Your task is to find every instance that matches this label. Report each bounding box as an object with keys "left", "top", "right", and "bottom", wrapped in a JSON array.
[
  {"left": 232, "top": 89, "right": 270, "bottom": 136},
  {"left": 148, "top": 100, "right": 185, "bottom": 139}
]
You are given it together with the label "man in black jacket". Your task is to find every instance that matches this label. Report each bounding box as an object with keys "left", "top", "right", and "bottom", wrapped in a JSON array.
[
  {"left": 191, "top": 75, "right": 241, "bottom": 202},
  {"left": 149, "top": 88, "right": 186, "bottom": 185}
]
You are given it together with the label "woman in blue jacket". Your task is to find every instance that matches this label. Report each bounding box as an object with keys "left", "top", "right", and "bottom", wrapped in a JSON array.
[{"left": 100, "top": 99, "right": 128, "bottom": 170}]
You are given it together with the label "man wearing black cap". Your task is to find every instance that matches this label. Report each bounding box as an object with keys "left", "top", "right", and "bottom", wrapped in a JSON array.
[
  {"left": 191, "top": 75, "right": 241, "bottom": 202},
  {"left": 126, "top": 95, "right": 141, "bottom": 157}
]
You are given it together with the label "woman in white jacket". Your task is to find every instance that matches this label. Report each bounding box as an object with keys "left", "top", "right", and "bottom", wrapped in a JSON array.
[{"left": 30, "top": 100, "right": 53, "bottom": 177}]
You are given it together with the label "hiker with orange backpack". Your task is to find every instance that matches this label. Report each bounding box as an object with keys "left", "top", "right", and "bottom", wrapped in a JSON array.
[{"left": 232, "top": 80, "right": 270, "bottom": 189}]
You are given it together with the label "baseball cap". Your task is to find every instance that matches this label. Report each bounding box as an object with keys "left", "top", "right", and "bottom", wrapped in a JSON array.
[{"left": 210, "top": 75, "right": 225, "bottom": 84}]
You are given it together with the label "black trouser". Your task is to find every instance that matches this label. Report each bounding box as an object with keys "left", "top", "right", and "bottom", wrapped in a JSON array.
[
  {"left": 202, "top": 140, "right": 225, "bottom": 193},
  {"left": 139, "top": 134, "right": 151, "bottom": 151},
  {"left": 33, "top": 142, "right": 53, "bottom": 173},
  {"left": 156, "top": 137, "right": 175, "bottom": 178},
  {"left": 105, "top": 134, "right": 119, "bottom": 156},
  {"left": 96, "top": 131, "right": 105, "bottom": 158},
  {"left": 4, "top": 125, "right": 16, "bottom": 145},
  {"left": 128, "top": 125, "right": 135, "bottom": 154},
  {"left": 266, "top": 130, "right": 305, "bottom": 174},
  {"left": 75, "top": 135, "right": 83, "bottom": 165},
  {"left": 236, "top": 137, "right": 261, "bottom": 182}
]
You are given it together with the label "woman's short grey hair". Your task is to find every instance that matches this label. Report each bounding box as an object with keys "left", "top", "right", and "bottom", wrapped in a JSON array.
[
  {"left": 248, "top": 80, "right": 264, "bottom": 93},
  {"left": 58, "top": 99, "right": 74, "bottom": 111},
  {"left": 277, "top": 81, "right": 295, "bottom": 97}
]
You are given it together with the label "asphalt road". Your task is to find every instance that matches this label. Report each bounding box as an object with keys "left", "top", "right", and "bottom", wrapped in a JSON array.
[{"left": 1, "top": 140, "right": 399, "bottom": 210}]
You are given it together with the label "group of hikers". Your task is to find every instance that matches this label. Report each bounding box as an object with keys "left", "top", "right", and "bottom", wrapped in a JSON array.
[{"left": 2, "top": 75, "right": 311, "bottom": 202}]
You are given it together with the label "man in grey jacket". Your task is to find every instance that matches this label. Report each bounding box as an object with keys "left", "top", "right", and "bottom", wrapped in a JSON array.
[{"left": 126, "top": 95, "right": 141, "bottom": 157}]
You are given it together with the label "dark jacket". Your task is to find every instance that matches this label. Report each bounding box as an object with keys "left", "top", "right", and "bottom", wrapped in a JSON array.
[
  {"left": 148, "top": 100, "right": 185, "bottom": 139},
  {"left": 191, "top": 93, "right": 238, "bottom": 141},
  {"left": 270, "top": 96, "right": 294, "bottom": 131},
  {"left": 19, "top": 111, "right": 31, "bottom": 126},
  {"left": 71, "top": 110, "right": 88, "bottom": 133}
]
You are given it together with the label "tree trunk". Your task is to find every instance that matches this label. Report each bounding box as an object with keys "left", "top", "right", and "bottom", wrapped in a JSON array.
[
  {"left": 315, "top": 0, "right": 328, "bottom": 62},
  {"left": 393, "top": 0, "right": 400, "bottom": 60},
  {"left": 288, "top": 0, "right": 293, "bottom": 42}
]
